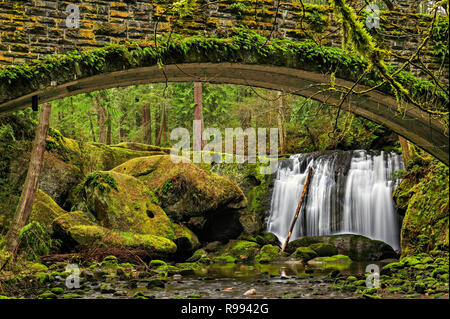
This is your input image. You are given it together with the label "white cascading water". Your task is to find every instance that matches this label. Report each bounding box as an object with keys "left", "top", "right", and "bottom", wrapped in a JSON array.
[{"left": 267, "top": 150, "right": 404, "bottom": 251}]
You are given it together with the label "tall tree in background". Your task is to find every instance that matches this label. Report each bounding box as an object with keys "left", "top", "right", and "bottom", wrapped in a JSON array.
[
  {"left": 142, "top": 104, "right": 152, "bottom": 144},
  {"left": 96, "top": 95, "right": 107, "bottom": 144},
  {"left": 276, "top": 91, "right": 287, "bottom": 154},
  {"left": 155, "top": 101, "right": 167, "bottom": 146},
  {"left": 193, "top": 82, "right": 204, "bottom": 150}
]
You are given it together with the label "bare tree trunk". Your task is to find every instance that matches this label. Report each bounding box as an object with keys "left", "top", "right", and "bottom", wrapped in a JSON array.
[
  {"left": 399, "top": 135, "right": 412, "bottom": 165},
  {"left": 156, "top": 102, "right": 167, "bottom": 146},
  {"left": 142, "top": 105, "right": 152, "bottom": 144},
  {"left": 6, "top": 103, "right": 52, "bottom": 255},
  {"left": 106, "top": 113, "right": 112, "bottom": 145},
  {"left": 277, "top": 91, "right": 286, "bottom": 154},
  {"left": 154, "top": 103, "right": 161, "bottom": 146},
  {"left": 193, "top": 82, "right": 204, "bottom": 150},
  {"left": 96, "top": 96, "right": 107, "bottom": 144},
  {"left": 88, "top": 111, "right": 96, "bottom": 142}
]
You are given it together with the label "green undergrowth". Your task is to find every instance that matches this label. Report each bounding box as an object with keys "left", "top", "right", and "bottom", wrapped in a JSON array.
[{"left": 393, "top": 156, "right": 449, "bottom": 256}]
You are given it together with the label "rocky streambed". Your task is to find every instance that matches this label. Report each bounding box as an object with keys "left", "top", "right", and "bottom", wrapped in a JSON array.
[{"left": 2, "top": 252, "right": 448, "bottom": 300}]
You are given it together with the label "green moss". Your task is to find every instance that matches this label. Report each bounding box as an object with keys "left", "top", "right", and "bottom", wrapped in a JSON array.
[
  {"left": 19, "top": 221, "right": 60, "bottom": 261},
  {"left": 393, "top": 160, "right": 449, "bottom": 256},
  {"left": 149, "top": 259, "right": 167, "bottom": 268},
  {"left": 112, "top": 155, "right": 247, "bottom": 223},
  {"left": 292, "top": 247, "right": 318, "bottom": 262},
  {"left": 35, "top": 272, "right": 54, "bottom": 284},
  {"left": 310, "top": 254, "right": 352, "bottom": 263},
  {"left": 50, "top": 287, "right": 64, "bottom": 295},
  {"left": 38, "top": 291, "right": 57, "bottom": 299},
  {"left": 1, "top": 29, "right": 446, "bottom": 119},
  {"left": 255, "top": 244, "right": 279, "bottom": 263},
  {"left": 186, "top": 249, "right": 207, "bottom": 262},
  {"left": 101, "top": 255, "right": 119, "bottom": 269},
  {"left": 309, "top": 243, "right": 338, "bottom": 257},
  {"left": 224, "top": 240, "right": 260, "bottom": 261},
  {"left": 212, "top": 254, "right": 236, "bottom": 264},
  {"left": 29, "top": 189, "right": 66, "bottom": 229},
  {"left": 173, "top": 223, "right": 200, "bottom": 252},
  {"left": 72, "top": 170, "right": 176, "bottom": 240}
]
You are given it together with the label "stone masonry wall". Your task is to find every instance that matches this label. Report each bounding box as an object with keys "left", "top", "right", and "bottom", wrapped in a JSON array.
[{"left": 0, "top": 0, "right": 448, "bottom": 84}]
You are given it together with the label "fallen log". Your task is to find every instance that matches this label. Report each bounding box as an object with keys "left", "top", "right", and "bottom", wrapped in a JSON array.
[{"left": 280, "top": 168, "right": 313, "bottom": 253}]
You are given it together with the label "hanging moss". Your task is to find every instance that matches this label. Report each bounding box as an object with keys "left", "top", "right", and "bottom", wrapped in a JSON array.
[{"left": 0, "top": 28, "right": 446, "bottom": 118}]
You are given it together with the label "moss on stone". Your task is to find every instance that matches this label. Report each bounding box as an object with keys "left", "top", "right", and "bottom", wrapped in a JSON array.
[
  {"left": 393, "top": 160, "right": 449, "bottom": 256},
  {"left": 173, "top": 223, "right": 200, "bottom": 253},
  {"left": 224, "top": 240, "right": 260, "bottom": 261},
  {"left": 309, "top": 242, "right": 338, "bottom": 257},
  {"left": 53, "top": 210, "right": 177, "bottom": 256},
  {"left": 72, "top": 170, "right": 175, "bottom": 240},
  {"left": 255, "top": 244, "right": 279, "bottom": 263},
  {"left": 186, "top": 249, "right": 207, "bottom": 262},
  {"left": 292, "top": 247, "right": 318, "bottom": 262},
  {"left": 309, "top": 254, "right": 352, "bottom": 263},
  {"left": 29, "top": 189, "right": 66, "bottom": 229},
  {"left": 111, "top": 155, "right": 247, "bottom": 222},
  {"left": 212, "top": 254, "right": 237, "bottom": 264}
]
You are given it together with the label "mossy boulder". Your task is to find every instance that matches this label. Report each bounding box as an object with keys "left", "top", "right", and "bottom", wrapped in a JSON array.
[
  {"left": 199, "top": 159, "right": 277, "bottom": 236},
  {"left": 285, "top": 234, "right": 396, "bottom": 261},
  {"left": 309, "top": 243, "right": 338, "bottom": 257},
  {"left": 212, "top": 254, "right": 236, "bottom": 263},
  {"left": 112, "top": 155, "right": 247, "bottom": 219},
  {"left": 393, "top": 160, "right": 449, "bottom": 257},
  {"left": 173, "top": 224, "right": 200, "bottom": 259},
  {"left": 37, "top": 153, "right": 83, "bottom": 208},
  {"left": 5, "top": 128, "right": 173, "bottom": 216},
  {"left": 52, "top": 210, "right": 177, "bottom": 257},
  {"left": 255, "top": 244, "right": 280, "bottom": 263},
  {"left": 112, "top": 155, "right": 248, "bottom": 242},
  {"left": 29, "top": 189, "right": 67, "bottom": 230},
  {"left": 254, "top": 232, "right": 279, "bottom": 246},
  {"left": 285, "top": 236, "right": 323, "bottom": 254},
  {"left": 71, "top": 171, "right": 175, "bottom": 240},
  {"left": 224, "top": 240, "right": 260, "bottom": 262},
  {"left": 308, "top": 254, "right": 352, "bottom": 264},
  {"left": 292, "top": 247, "right": 318, "bottom": 262}
]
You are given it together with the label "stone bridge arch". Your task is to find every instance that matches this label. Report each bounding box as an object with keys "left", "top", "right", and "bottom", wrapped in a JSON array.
[{"left": 0, "top": 1, "right": 448, "bottom": 164}]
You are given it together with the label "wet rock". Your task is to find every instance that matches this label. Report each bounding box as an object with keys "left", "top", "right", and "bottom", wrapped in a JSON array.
[
  {"left": 111, "top": 155, "right": 247, "bottom": 242},
  {"left": 291, "top": 247, "right": 318, "bottom": 262},
  {"left": 285, "top": 234, "right": 397, "bottom": 261},
  {"left": 113, "top": 291, "right": 126, "bottom": 297},
  {"left": 100, "top": 284, "right": 116, "bottom": 294},
  {"left": 52, "top": 210, "right": 177, "bottom": 257},
  {"left": 71, "top": 171, "right": 175, "bottom": 239},
  {"left": 146, "top": 278, "right": 167, "bottom": 289},
  {"left": 186, "top": 249, "right": 207, "bottom": 262},
  {"left": 309, "top": 243, "right": 338, "bottom": 257},
  {"left": 255, "top": 244, "right": 279, "bottom": 263},
  {"left": 243, "top": 289, "right": 256, "bottom": 296},
  {"left": 223, "top": 240, "right": 260, "bottom": 262},
  {"left": 204, "top": 241, "right": 223, "bottom": 253}
]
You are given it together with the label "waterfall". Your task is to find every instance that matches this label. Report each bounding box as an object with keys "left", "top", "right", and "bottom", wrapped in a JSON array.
[{"left": 267, "top": 150, "right": 403, "bottom": 251}]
